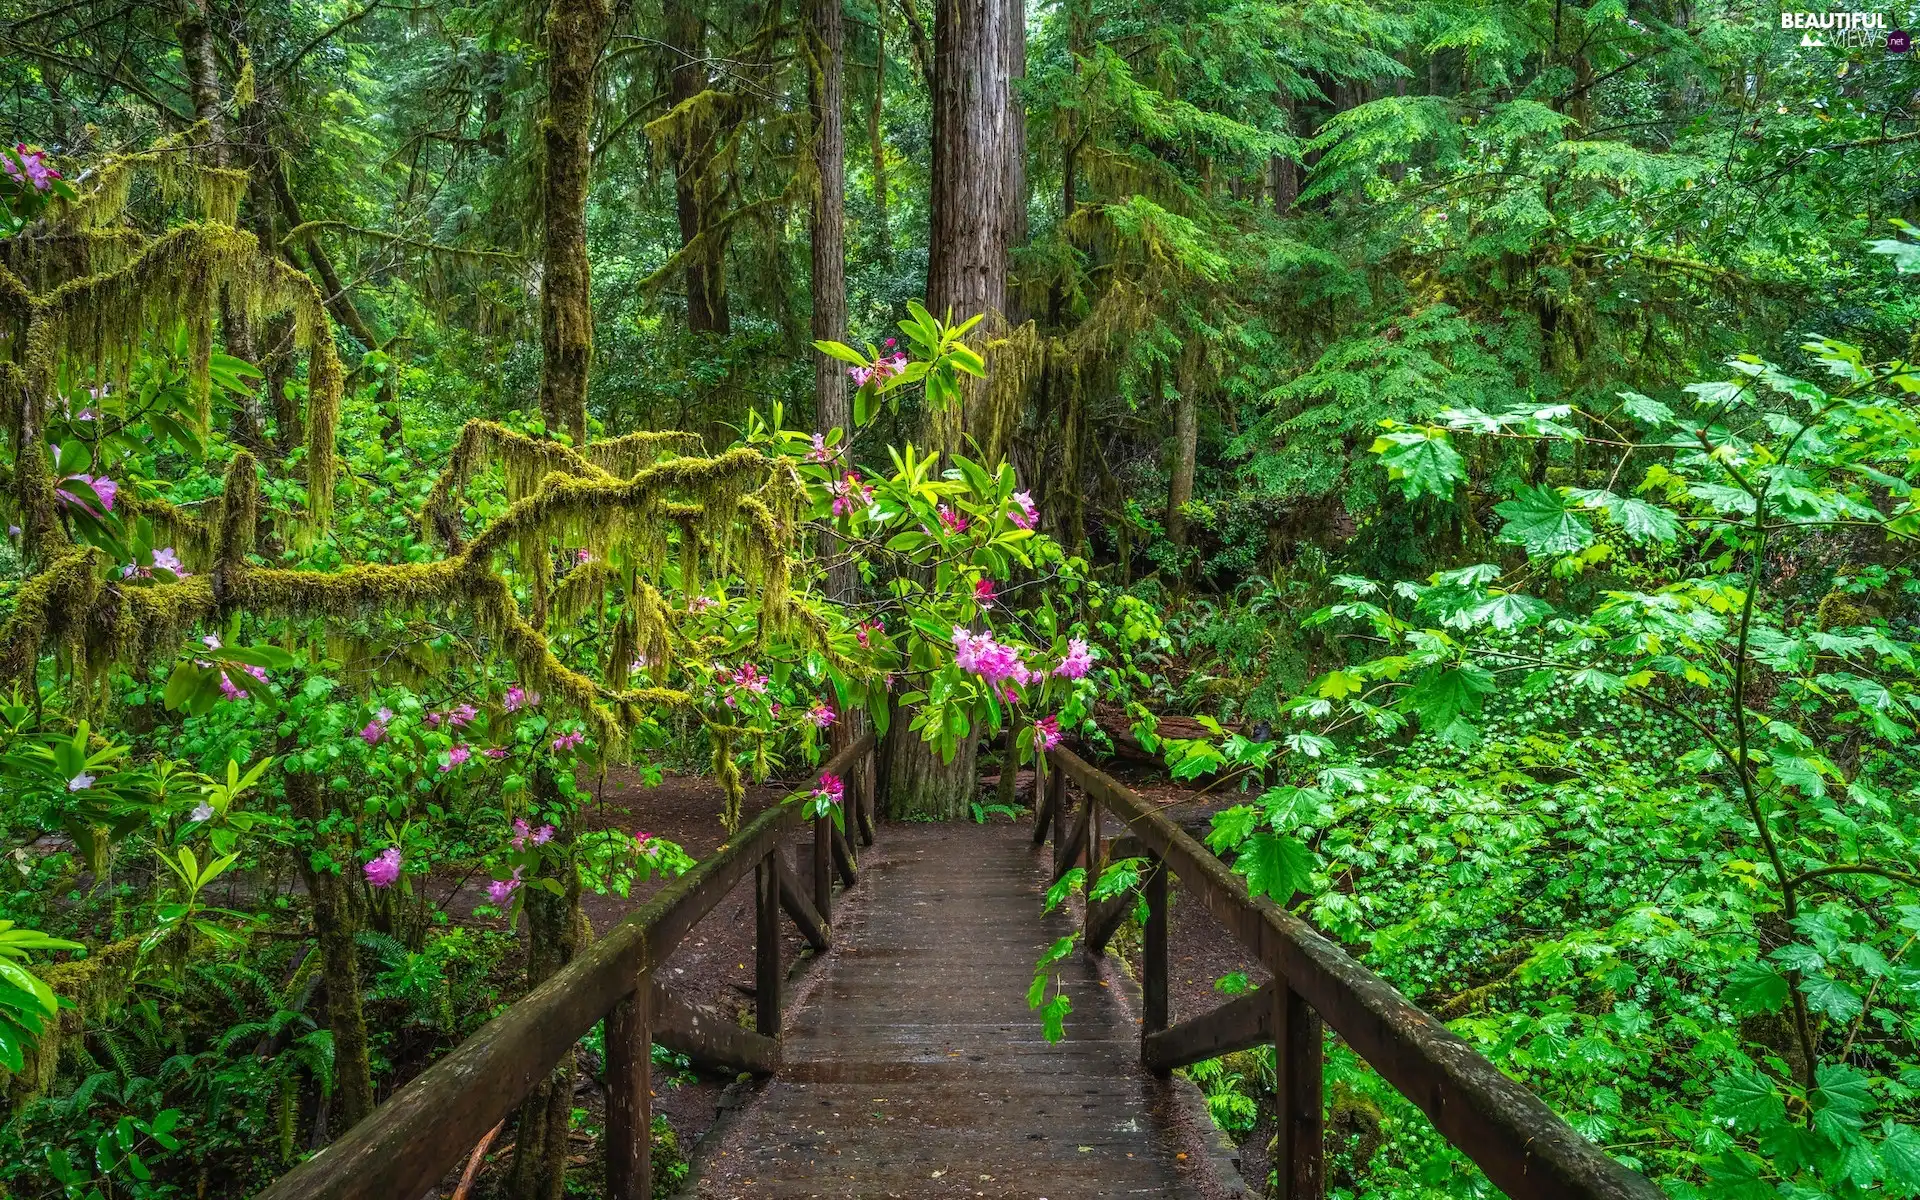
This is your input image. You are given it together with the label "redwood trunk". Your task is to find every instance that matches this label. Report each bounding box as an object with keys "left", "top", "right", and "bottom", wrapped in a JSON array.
[
  {"left": 1166, "top": 383, "right": 1198, "bottom": 546},
  {"left": 538, "top": 0, "right": 611, "bottom": 445},
  {"left": 811, "top": 0, "right": 855, "bottom": 602}
]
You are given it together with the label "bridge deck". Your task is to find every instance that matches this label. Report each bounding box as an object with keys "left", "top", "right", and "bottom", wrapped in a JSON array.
[{"left": 693, "top": 821, "right": 1215, "bottom": 1198}]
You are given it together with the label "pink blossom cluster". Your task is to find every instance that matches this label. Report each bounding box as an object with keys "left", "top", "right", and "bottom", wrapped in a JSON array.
[
  {"left": 1055, "top": 638, "right": 1093, "bottom": 679},
  {"left": 487, "top": 868, "right": 523, "bottom": 906},
  {"left": 812, "top": 773, "right": 845, "bottom": 805},
  {"left": 218, "top": 663, "right": 271, "bottom": 702},
  {"left": 122, "top": 547, "right": 187, "bottom": 580},
  {"left": 56, "top": 474, "right": 117, "bottom": 516},
  {"left": 806, "top": 701, "right": 836, "bottom": 729},
  {"left": 504, "top": 685, "right": 539, "bottom": 713},
  {"left": 856, "top": 619, "right": 883, "bottom": 647},
  {"left": 937, "top": 504, "right": 968, "bottom": 535},
  {"left": 1009, "top": 491, "right": 1038, "bottom": 530},
  {"left": 952, "top": 627, "right": 1035, "bottom": 690},
  {"left": 832, "top": 472, "right": 873, "bottom": 517},
  {"left": 440, "top": 744, "right": 472, "bottom": 771},
  {"left": 552, "top": 730, "right": 586, "bottom": 753},
  {"left": 5, "top": 144, "right": 59, "bottom": 191},
  {"left": 688, "top": 595, "right": 716, "bottom": 612},
  {"left": 973, "top": 578, "right": 997, "bottom": 607},
  {"left": 848, "top": 342, "right": 907, "bottom": 388},
  {"left": 727, "top": 662, "right": 769, "bottom": 695},
  {"left": 426, "top": 703, "right": 478, "bottom": 730},
  {"left": 360, "top": 707, "right": 395, "bottom": 746},
  {"left": 806, "top": 433, "right": 837, "bottom": 463},
  {"left": 363, "top": 847, "right": 402, "bottom": 888},
  {"left": 1034, "top": 714, "right": 1062, "bottom": 751},
  {"left": 510, "top": 818, "right": 555, "bottom": 850}
]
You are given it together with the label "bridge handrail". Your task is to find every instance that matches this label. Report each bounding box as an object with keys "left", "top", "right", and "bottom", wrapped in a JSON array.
[
  {"left": 256, "top": 731, "right": 878, "bottom": 1200},
  {"left": 1044, "top": 744, "right": 1666, "bottom": 1200}
]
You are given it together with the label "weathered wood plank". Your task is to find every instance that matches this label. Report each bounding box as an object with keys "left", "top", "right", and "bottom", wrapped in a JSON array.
[
  {"left": 1276, "top": 983, "right": 1325, "bottom": 1200},
  {"left": 649, "top": 979, "right": 779, "bottom": 1076},
  {"left": 776, "top": 850, "right": 830, "bottom": 951},
  {"left": 1048, "top": 747, "right": 1666, "bottom": 1200},
  {"left": 1084, "top": 891, "right": 1132, "bottom": 958},
  {"left": 756, "top": 851, "right": 782, "bottom": 1038},
  {"left": 1144, "top": 852, "right": 1169, "bottom": 1035},
  {"left": 251, "top": 735, "right": 874, "bottom": 1200},
  {"left": 1141, "top": 983, "right": 1273, "bottom": 1073},
  {"left": 831, "top": 814, "right": 858, "bottom": 886},
  {"left": 813, "top": 813, "right": 833, "bottom": 923},
  {"left": 1034, "top": 756, "right": 1061, "bottom": 846},
  {"left": 604, "top": 984, "right": 651, "bottom": 1200}
]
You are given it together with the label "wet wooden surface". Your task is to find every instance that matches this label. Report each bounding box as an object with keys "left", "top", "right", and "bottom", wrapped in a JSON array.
[{"left": 695, "top": 821, "right": 1208, "bottom": 1199}]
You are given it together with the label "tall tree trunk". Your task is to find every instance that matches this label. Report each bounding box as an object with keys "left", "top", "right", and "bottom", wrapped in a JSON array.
[
  {"left": 870, "top": 2, "right": 890, "bottom": 258},
  {"left": 667, "top": 0, "right": 730, "bottom": 335},
  {"left": 811, "top": 0, "right": 855, "bottom": 602},
  {"left": 889, "top": 0, "right": 1018, "bottom": 821},
  {"left": 539, "top": 0, "right": 611, "bottom": 446},
  {"left": 1272, "top": 93, "right": 1298, "bottom": 215},
  {"left": 508, "top": 777, "right": 591, "bottom": 1200},
  {"left": 1001, "top": 0, "right": 1028, "bottom": 325},
  {"left": 286, "top": 770, "right": 374, "bottom": 1131},
  {"left": 1165, "top": 378, "right": 1198, "bottom": 546}
]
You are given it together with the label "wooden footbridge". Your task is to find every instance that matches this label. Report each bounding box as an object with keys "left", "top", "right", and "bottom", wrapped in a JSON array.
[{"left": 257, "top": 736, "right": 1665, "bottom": 1200}]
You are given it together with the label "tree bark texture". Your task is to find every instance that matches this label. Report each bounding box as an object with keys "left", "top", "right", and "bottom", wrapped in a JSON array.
[
  {"left": 507, "top": 782, "right": 591, "bottom": 1200},
  {"left": 890, "top": 0, "right": 1021, "bottom": 819},
  {"left": 286, "top": 770, "right": 374, "bottom": 1130},
  {"left": 667, "top": 0, "right": 731, "bottom": 335},
  {"left": 1166, "top": 378, "right": 1198, "bottom": 546},
  {"left": 870, "top": 3, "right": 890, "bottom": 258},
  {"left": 811, "top": 0, "right": 856, "bottom": 602},
  {"left": 538, "top": 0, "right": 611, "bottom": 446}
]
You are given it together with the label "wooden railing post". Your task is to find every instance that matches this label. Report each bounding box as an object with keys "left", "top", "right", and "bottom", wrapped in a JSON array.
[
  {"left": 1274, "top": 983, "right": 1325, "bottom": 1200},
  {"left": 1031, "top": 753, "right": 1054, "bottom": 845},
  {"left": 1144, "top": 851, "right": 1169, "bottom": 1038},
  {"left": 604, "top": 981, "right": 652, "bottom": 1200},
  {"left": 756, "top": 851, "right": 782, "bottom": 1037},
  {"left": 813, "top": 810, "right": 832, "bottom": 924}
]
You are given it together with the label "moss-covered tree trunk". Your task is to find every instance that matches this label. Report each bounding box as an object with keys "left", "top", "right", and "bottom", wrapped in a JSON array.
[
  {"left": 666, "top": 0, "right": 730, "bottom": 336},
  {"left": 508, "top": 775, "right": 591, "bottom": 1200},
  {"left": 538, "top": 0, "right": 611, "bottom": 446},
  {"left": 811, "top": 0, "right": 853, "bottom": 602},
  {"left": 1166, "top": 374, "right": 1198, "bottom": 547},
  {"left": 285, "top": 769, "right": 374, "bottom": 1130}
]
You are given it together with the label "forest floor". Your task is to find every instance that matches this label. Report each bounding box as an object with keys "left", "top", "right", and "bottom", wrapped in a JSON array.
[{"left": 422, "top": 748, "right": 1271, "bottom": 1196}]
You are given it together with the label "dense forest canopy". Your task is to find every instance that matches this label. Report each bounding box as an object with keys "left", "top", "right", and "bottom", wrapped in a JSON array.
[{"left": 0, "top": 0, "right": 1916, "bottom": 1195}]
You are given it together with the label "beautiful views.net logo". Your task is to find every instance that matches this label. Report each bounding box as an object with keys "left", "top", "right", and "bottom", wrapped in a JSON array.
[{"left": 1779, "top": 10, "right": 1909, "bottom": 48}]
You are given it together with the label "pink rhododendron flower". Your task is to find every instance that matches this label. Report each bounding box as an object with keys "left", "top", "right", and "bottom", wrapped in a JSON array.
[
  {"left": 855, "top": 619, "right": 882, "bottom": 647},
  {"left": 427, "top": 703, "right": 478, "bottom": 730},
  {"left": 359, "top": 707, "right": 393, "bottom": 746},
  {"left": 552, "top": 730, "right": 585, "bottom": 753},
  {"left": 1055, "top": 638, "right": 1093, "bottom": 679},
  {"left": 936, "top": 504, "right": 968, "bottom": 534},
  {"left": 688, "top": 595, "right": 716, "bottom": 612},
  {"left": 575, "top": 548, "right": 593, "bottom": 564},
  {"left": 973, "top": 578, "right": 997, "bottom": 607},
  {"left": 832, "top": 472, "right": 873, "bottom": 517},
  {"left": 847, "top": 352, "right": 908, "bottom": 388},
  {"left": 504, "top": 686, "right": 538, "bottom": 713},
  {"left": 363, "top": 847, "right": 402, "bottom": 888},
  {"left": 1034, "top": 714, "right": 1062, "bottom": 751},
  {"left": 812, "top": 773, "right": 845, "bottom": 804},
  {"left": 806, "top": 702, "right": 836, "bottom": 729},
  {"left": 487, "top": 869, "right": 523, "bottom": 906},
  {"left": 55, "top": 474, "right": 117, "bottom": 515},
  {"left": 202, "top": 634, "right": 221, "bottom": 650},
  {"left": 635, "top": 831, "right": 661, "bottom": 859},
  {"left": 441, "top": 744, "right": 472, "bottom": 771},
  {"left": 806, "top": 433, "right": 835, "bottom": 463},
  {"left": 6, "top": 145, "right": 59, "bottom": 190},
  {"left": 952, "top": 627, "right": 1031, "bottom": 688},
  {"left": 1009, "top": 491, "right": 1038, "bottom": 530},
  {"left": 483, "top": 747, "right": 509, "bottom": 760},
  {"left": 727, "top": 663, "right": 769, "bottom": 694}
]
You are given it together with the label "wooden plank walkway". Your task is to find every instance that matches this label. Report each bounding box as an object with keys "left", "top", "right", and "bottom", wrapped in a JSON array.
[{"left": 693, "top": 821, "right": 1215, "bottom": 1199}]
